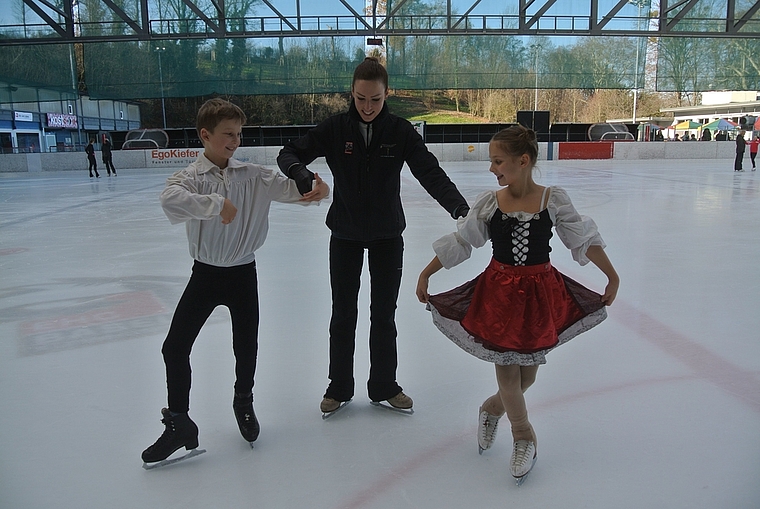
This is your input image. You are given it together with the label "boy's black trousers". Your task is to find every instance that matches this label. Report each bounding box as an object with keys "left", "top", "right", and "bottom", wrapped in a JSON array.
[{"left": 162, "top": 260, "right": 259, "bottom": 413}]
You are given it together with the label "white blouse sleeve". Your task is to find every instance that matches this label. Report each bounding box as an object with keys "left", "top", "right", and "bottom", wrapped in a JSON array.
[
  {"left": 159, "top": 168, "right": 225, "bottom": 225},
  {"left": 256, "top": 165, "right": 328, "bottom": 205},
  {"left": 433, "top": 191, "right": 495, "bottom": 269},
  {"left": 547, "top": 187, "right": 606, "bottom": 266}
]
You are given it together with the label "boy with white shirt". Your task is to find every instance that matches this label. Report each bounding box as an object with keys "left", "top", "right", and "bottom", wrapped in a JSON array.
[{"left": 142, "top": 98, "right": 328, "bottom": 466}]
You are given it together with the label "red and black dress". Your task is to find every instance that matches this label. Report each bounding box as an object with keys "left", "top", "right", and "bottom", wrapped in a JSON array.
[{"left": 427, "top": 187, "right": 608, "bottom": 366}]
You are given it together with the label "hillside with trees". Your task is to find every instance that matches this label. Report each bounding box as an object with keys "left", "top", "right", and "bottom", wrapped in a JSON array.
[{"left": 136, "top": 88, "right": 676, "bottom": 129}]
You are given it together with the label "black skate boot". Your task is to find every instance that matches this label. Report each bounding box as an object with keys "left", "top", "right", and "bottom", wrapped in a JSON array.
[
  {"left": 141, "top": 408, "right": 200, "bottom": 464},
  {"left": 233, "top": 392, "right": 260, "bottom": 444}
]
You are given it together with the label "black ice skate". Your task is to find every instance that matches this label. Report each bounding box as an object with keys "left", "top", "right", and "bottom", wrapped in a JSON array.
[
  {"left": 142, "top": 408, "right": 205, "bottom": 469},
  {"left": 233, "top": 393, "right": 260, "bottom": 447}
]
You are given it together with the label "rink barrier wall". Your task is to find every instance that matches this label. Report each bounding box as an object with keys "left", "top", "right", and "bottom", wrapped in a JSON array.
[
  {"left": 0, "top": 141, "right": 741, "bottom": 173},
  {"left": 557, "top": 141, "right": 614, "bottom": 160}
]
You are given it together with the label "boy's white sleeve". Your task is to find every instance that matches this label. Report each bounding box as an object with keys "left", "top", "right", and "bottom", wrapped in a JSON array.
[
  {"left": 262, "top": 165, "right": 327, "bottom": 205},
  {"left": 159, "top": 169, "right": 225, "bottom": 224},
  {"left": 433, "top": 191, "right": 494, "bottom": 269},
  {"left": 547, "top": 187, "right": 606, "bottom": 266}
]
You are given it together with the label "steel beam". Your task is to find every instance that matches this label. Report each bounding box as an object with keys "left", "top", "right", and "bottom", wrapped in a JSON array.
[{"left": 1, "top": 0, "right": 759, "bottom": 46}]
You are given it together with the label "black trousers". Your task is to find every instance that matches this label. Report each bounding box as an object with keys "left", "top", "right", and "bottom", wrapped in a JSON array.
[
  {"left": 87, "top": 155, "right": 98, "bottom": 175},
  {"left": 162, "top": 260, "right": 259, "bottom": 413},
  {"left": 326, "top": 235, "right": 404, "bottom": 402},
  {"left": 103, "top": 155, "right": 116, "bottom": 174},
  {"left": 734, "top": 151, "right": 744, "bottom": 171}
]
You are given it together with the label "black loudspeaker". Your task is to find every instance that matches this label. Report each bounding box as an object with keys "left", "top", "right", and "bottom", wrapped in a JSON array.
[
  {"left": 517, "top": 111, "right": 550, "bottom": 133},
  {"left": 517, "top": 110, "right": 533, "bottom": 129},
  {"left": 533, "top": 111, "right": 550, "bottom": 134},
  {"left": 517, "top": 111, "right": 550, "bottom": 141}
]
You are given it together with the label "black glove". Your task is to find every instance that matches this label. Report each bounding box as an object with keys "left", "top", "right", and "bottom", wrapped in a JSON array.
[
  {"left": 453, "top": 204, "right": 470, "bottom": 219},
  {"left": 286, "top": 164, "right": 315, "bottom": 195}
]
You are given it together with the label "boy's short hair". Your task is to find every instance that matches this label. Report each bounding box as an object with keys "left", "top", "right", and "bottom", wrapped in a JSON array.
[{"left": 196, "top": 98, "right": 247, "bottom": 135}]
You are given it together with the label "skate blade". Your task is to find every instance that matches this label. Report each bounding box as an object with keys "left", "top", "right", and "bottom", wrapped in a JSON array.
[
  {"left": 370, "top": 401, "right": 414, "bottom": 415},
  {"left": 513, "top": 456, "right": 537, "bottom": 486},
  {"left": 321, "top": 399, "right": 352, "bottom": 420},
  {"left": 142, "top": 448, "right": 206, "bottom": 470}
]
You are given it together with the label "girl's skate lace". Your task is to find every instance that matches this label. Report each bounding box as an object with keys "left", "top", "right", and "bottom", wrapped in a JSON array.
[
  {"left": 478, "top": 409, "right": 501, "bottom": 452},
  {"left": 510, "top": 440, "right": 537, "bottom": 477}
]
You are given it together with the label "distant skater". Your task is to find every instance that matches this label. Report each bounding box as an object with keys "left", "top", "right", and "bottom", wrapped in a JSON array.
[
  {"left": 141, "top": 98, "right": 329, "bottom": 468},
  {"left": 416, "top": 126, "right": 619, "bottom": 484},
  {"left": 102, "top": 139, "right": 117, "bottom": 176},
  {"left": 86, "top": 138, "right": 99, "bottom": 178},
  {"left": 749, "top": 135, "right": 758, "bottom": 171},
  {"left": 734, "top": 130, "right": 746, "bottom": 172}
]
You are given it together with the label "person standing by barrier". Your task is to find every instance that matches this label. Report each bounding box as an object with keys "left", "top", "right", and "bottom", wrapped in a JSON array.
[
  {"left": 735, "top": 130, "right": 746, "bottom": 172},
  {"left": 102, "top": 139, "right": 117, "bottom": 176},
  {"left": 86, "top": 138, "right": 99, "bottom": 178}
]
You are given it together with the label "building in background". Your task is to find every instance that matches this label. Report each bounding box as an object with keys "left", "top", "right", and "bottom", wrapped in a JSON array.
[
  {"left": 660, "top": 91, "right": 760, "bottom": 134},
  {"left": 0, "top": 81, "right": 141, "bottom": 154}
]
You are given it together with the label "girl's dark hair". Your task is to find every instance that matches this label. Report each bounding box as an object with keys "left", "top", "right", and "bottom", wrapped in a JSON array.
[
  {"left": 196, "top": 98, "right": 247, "bottom": 134},
  {"left": 352, "top": 57, "right": 389, "bottom": 90},
  {"left": 491, "top": 125, "right": 538, "bottom": 165}
]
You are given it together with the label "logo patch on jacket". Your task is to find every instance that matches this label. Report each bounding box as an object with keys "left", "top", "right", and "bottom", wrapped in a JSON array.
[
  {"left": 344, "top": 141, "right": 353, "bottom": 154},
  {"left": 380, "top": 143, "right": 396, "bottom": 158}
]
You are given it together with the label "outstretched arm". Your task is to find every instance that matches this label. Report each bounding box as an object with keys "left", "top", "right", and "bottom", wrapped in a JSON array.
[
  {"left": 299, "top": 173, "right": 329, "bottom": 202},
  {"left": 585, "top": 245, "right": 619, "bottom": 306},
  {"left": 416, "top": 256, "right": 444, "bottom": 303}
]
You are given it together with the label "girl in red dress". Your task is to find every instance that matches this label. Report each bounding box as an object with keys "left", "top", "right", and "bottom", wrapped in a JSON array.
[{"left": 416, "top": 125, "right": 619, "bottom": 483}]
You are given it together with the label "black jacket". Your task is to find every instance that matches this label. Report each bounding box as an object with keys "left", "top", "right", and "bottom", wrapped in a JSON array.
[
  {"left": 736, "top": 134, "right": 746, "bottom": 154},
  {"left": 277, "top": 102, "right": 468, "bottom": 241}
]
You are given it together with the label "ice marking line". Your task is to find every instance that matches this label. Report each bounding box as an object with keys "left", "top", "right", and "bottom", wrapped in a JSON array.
[
  {"left": 613, "top": 300, "right": 760, "bottom": 413},
  {"left": 329, "top": 374, "right": 725, "bottom": 509},
  {"left": 0, "top": 247, "right": 29, "bottom": 255},
  {"left": 0, "top": 183, "right": 163, "bottom": 230},
  {"left": 331, "top": 298, "right": 760, "bottom": 509},
  {"left": 335, "top": 430, "right": 470, "bottom": 509}
]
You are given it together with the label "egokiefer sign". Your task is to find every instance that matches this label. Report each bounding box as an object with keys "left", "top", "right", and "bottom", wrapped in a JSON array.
[{"left": 150, "top": 148, "right": 201, "bottom": 166}]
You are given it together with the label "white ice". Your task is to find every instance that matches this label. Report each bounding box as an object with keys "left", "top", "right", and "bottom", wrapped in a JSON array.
[{"left": 1, "top": 158, "right": 758, "bottom": 509}]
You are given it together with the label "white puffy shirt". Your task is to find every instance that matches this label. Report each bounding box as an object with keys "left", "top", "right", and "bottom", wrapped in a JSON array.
[
  {"left": 432, "top": 187, "right": 605, "bottom": 269},
  {"left": 160, "top": 154, "right": 323, "bottom": 267}
]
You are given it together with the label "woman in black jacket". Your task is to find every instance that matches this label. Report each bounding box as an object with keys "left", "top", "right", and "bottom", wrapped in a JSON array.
[{"left": 277, "top": 57, "right": 469, "bottom": 416}]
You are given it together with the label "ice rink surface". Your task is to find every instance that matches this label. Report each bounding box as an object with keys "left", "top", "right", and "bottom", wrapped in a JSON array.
[{"left": 1, "top": 157, "right": 759, "bottom": 509}]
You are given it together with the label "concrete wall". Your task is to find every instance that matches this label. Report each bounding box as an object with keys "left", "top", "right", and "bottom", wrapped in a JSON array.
[{"left": 0, "top": 141, "right": 740, "bottom": 173}]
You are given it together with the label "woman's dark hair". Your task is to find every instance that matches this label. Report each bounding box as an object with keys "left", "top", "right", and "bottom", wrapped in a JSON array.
[
  {"left": 491, "top": 125, "right": 538, "bottom": 166},
  {"left": 352, "top": 57, "right": 389, "bottom": 91}
]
